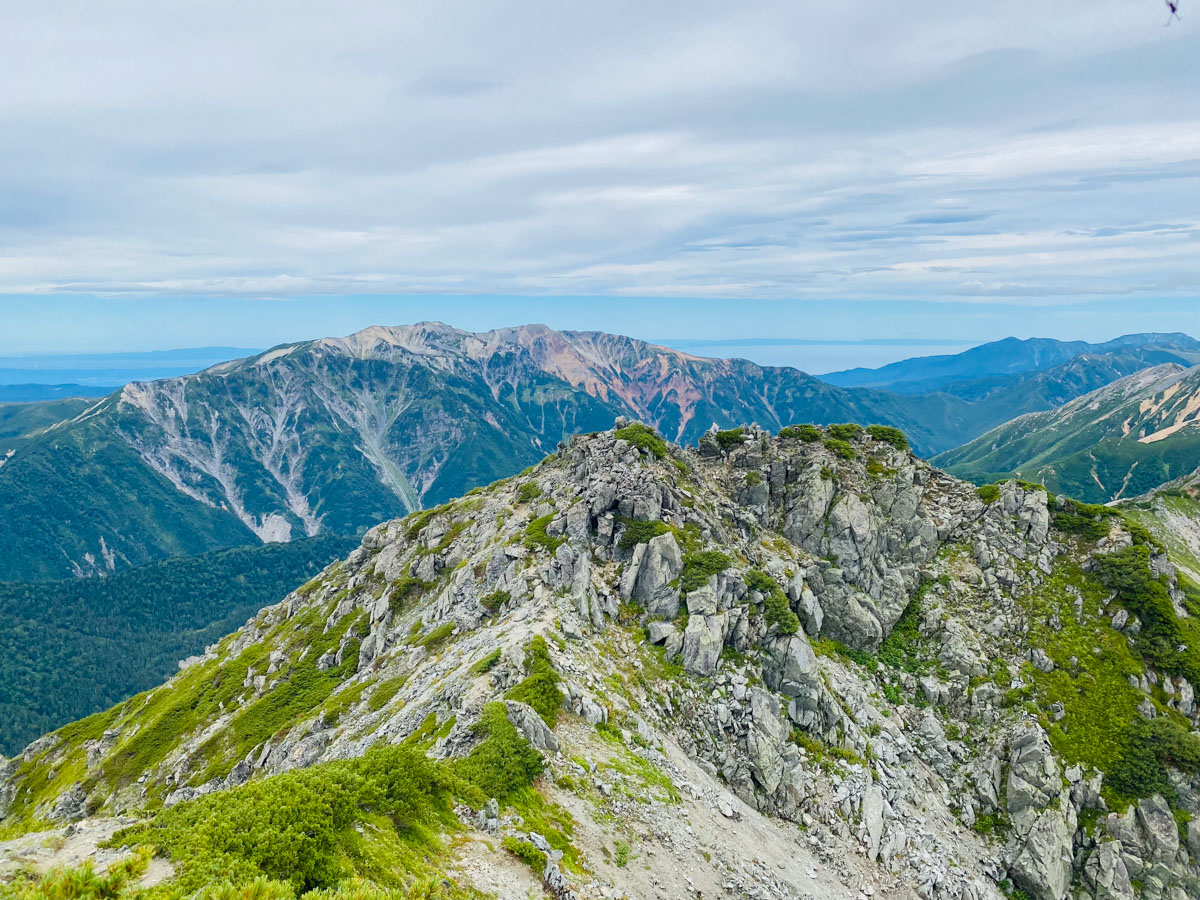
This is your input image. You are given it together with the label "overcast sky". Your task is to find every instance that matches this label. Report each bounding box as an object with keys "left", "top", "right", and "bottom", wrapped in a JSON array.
[{"left": 1, "top": 1, "right": 1198, "bottom": 361}]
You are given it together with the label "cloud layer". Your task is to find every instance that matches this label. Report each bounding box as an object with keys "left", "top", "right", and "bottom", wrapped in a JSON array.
[{"left": 0, "top": 0, "right": 1197, "bottom": 303}]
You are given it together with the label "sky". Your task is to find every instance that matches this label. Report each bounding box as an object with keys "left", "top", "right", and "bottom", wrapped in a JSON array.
[{"left": 1, "top": 1, "right": 1198, "bottom": 368}]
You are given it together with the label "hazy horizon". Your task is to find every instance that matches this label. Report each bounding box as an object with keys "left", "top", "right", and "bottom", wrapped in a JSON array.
[{"left": 2, "top": 1, "right": 1198, "bottom": 362}]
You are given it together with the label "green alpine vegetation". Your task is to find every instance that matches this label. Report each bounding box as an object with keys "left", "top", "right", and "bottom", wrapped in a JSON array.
[{"left": 936, "top": 363, "right": 1200, "bottom": 503}]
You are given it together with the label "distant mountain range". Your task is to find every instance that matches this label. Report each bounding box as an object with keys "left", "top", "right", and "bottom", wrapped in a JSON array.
[
  {"left": 0, "top": 384, "right": 114, "bottom": 403},
  {"left": 0, "top": 346, "right": 261, "bottom": 390},
  {"left": 821, "top": 332, "right": 1200, "bottom": 393},
  {"left": 935, "top": 363, "right": 1200, "bottom": 503},
  {"left": 3, "top": 323, "right": 1199, "bottom": 581}
]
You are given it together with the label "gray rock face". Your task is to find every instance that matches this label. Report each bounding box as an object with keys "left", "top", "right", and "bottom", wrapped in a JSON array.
[
  {"left": 1135, "top": 794, "right": 1179, "bottom": 861},
  {"left": 1010, "top": 808, "right": 1075, "bottom": 900},
  {"left": 1083, "top": 840, "right": 1135, "bottom": 900},
  {"left": 786, "top": 574, "right": 823, "bottom": 636},
  {"left": 0, "top": 759, "right": 15, "bottom": 820},
  {"left": 761, "top": 634, "right": 819, "bottom": 699},
  {"left": 504, "top": 701, "right": 559, "bottom": 754},
  {"left": 1007, "top": 726, "right": 1061, "bottom": 824},
  {"left": 804, "top": 568, "right": 883, "bottom": 650},
  {"left": 631, "top": 533, "right": 683, "bottom": 619},
  {"left": 646, "top": 621, "right": 676, "bottom": 645},
  {"left": 745, "top": 688, "right": 786, "bottom": 794},
  {"left": 49, "top": 784, "right": 88, "bottom": 822},
  {"left": 862, "top": 782, "right": 885, "bottom": 862},
  {"left": 766, "top": 443, "right": 971, "bottom": 651},
  {"left": 681, "top": 613, "right": 725, "bottom": 676},
  {"left": 1005, "top": 725, "right": 1078, "bottom": 900}
]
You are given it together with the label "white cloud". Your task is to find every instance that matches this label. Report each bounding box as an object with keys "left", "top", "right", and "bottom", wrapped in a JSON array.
[{"left": 0, "top": 0, "right": 1196, "bottom": 305}]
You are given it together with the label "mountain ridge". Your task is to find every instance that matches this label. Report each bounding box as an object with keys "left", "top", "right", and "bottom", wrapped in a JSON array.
[
  {"left": 4, "top": 322, "right": 1197, "bottom": 582},
  {"left": 821, "top": 332, "right": 1200, "bottom": 393},
  {"left": 935, "top": 362, "right": 1200, "bottom": 502},
  {"left": 3, "top": 422, "right": 1199, "bottom": 899}
]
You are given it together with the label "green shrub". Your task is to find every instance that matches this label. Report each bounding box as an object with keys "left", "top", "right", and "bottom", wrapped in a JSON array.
[
  {"left": 367, "top": 675, "right": 407, "bottom": 712},
  {"left": 865, "top": 425, "right": 908, "bottom": 450},
  {"left": 480, "top": 590, "right": 510, "bottom": 613},
  {"left": 516, "top": 482, "right": 542, "bottom": 504},
  {"left": 469, "top": 649, "right": 502, "bottom": 676},
  {"left": 823, "top": 438, "right": 855, "bottom": 460},
  {"left": 415, "top": 622, "right": 456, "bottom": 648},
  {"left": 524, "top": 515, "right": 564, "bottom": 554},
  {"left": 878, "top": 594, "right": 924, "bottom": 673},
  {"left": 1052, "top": 499, "right": 1119, "bottom": 541},
  {"left": 745, "top": 471, "right": 763, "bottom": 487},
  {"left": 501, "top": 837, "right": 547, "bottom": 874},
  {"left": 813, "top": 637, "right": 875, "bottom": 668},
  {"left": 1095, "top": 544, "right": 1200, "bottom": 686},
  {"left": 613, "top": 423, "right": 667, "bottom": 459},
  {"left": 504, "top": 636, "right": 563, "bottom": 727},
  {"left": 616, "top": 517, "right": 672, "bottom": 551},
  {"left": 451, "top": 703, "right": 545, "bottom": 800},
  {"left": 111, "top": 744, "right": 458, "bottom": 893},
  {"left": 745, "top": 570, "right": 799, "bottom": 635},
  {"left": 390, "top": 577, "right": 432, "bottom": 613},
  {"left": 779, "top": 424, "right": 821, "bottom": 442},
  {"left": 679, "top": 551, "right": 732, "bottom": 592},
  {"left": 3, "top": 852, "right": 153, "bottom": 900},
  {"left": 826, "top": 423, "right": 862, "bottom": 442},
  {"left": 1106, "top": 717, "right": 1200, "bottom": 803},
  {"left": 713, "top": 427, "right": 746, "bottom": 449},
  {"left": 976, "top": 484, "right": 1000, "bottom": 504},
  {"left": 763, "top": 589, "right": 800, "bottom": 635}
]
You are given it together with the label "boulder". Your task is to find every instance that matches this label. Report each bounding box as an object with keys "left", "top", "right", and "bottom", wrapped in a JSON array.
[
  {"left": 745, "top": 688, "right": 786, "bottom": 794},
  {"left": 686, "top": 584, "right": 719, "bottom": 616},
  {"left": 646, "top": 621, "right": 676, "bottom": 645},
  {"left": 1007, "top": 725, "right": 1061, "bottom": 825},
  {"left": 632, "top": 532, "right": 683, "bottom": 619},
  {"left": 1082, "top": 841, "right": 1135, "bottom": 900},
  {"left": 1009, "top": 807, "right": 1076, "bottom": 900},
  {"left": 786, "top": 573, "right": 823, "bottom": 636},
  {"left": 681, "top": 613, "right": 725, "bottom": 676},
  {"left": 1135, "top": 794, "right": 1179, "bottom": 861},
  {"left": 504, "top": 701, "right": 559, "bottom": 753},
  {"left": 761, "top": 634, "right": 820, "bottom": 698},
  {"left": 862, "top": 782, "right": 886, "bottom": 862}
]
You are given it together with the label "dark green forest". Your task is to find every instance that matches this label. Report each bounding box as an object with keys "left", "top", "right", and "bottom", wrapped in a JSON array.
[{"left": 0, "top": 535, "right": 356, "bottom": 755}]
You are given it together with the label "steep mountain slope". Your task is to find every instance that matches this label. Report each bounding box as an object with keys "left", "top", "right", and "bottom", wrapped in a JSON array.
[
  {"left": 935, "top": 363, "right": 1200, "bottom": 503},
  {"left": 0, "top": 399, "right": 92, "bottom": 451},
  {"left": 4, "top": 323, "right": 1193, "bottom": 582},
  {"left": 4, "top": 424, "right": 1199, "bottom": 900},
  {"left": 821, "top": 332, "right": 1200, "bottom": 393},
  {"left": 1118, "top": 468, "right": 1200, "bottom": 584},
  {"left": 0, "top": 323, "right": 956, "bottom": 582}
]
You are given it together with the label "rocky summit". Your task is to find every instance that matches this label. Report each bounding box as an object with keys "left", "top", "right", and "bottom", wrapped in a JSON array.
[{"left": 3, "top": 422, "right": 1199, "bottom": 900}]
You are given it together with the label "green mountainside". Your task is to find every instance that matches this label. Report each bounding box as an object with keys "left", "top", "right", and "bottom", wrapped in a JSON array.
[
  {"left": 6, "top": 323, "right": 1191, "bottom": 584},
  {"left": 3, "top": 424, "right": 1199, "bottom": 899},
  {"left": 935, "top": 363, "right": 1200, "bottom": 502},
  {"left": 0, "top": 535, "right": 356, "bottom": 757}
]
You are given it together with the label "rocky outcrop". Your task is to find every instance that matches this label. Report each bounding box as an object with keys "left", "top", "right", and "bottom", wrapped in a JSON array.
[
  {"left": 626, "top": 532, "right": 682, "bottom": 618},
  {"left": 5, "top": 423, "right": 1200, "bottom": 900}
]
